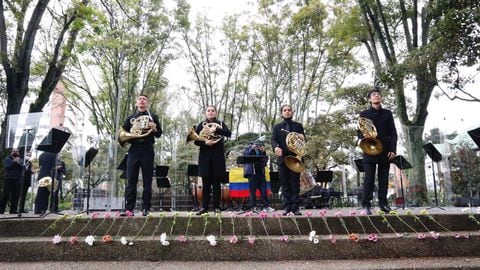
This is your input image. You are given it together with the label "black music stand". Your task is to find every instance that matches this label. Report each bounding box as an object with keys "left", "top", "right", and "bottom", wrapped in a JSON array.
[
  {"left": 156, "top": 165, "right": 170, "bottom": 211},
  {"left": 236, "top": 155, "right": 268, "bottom": 213},
  {"left": 187, "top": 164, "right": 200, "bottom": 210},
  {"left": 391, "top": 155, "right": 413, "bottom": 210},
  {"left": 37, "top": 128, "right": 71, "bottom": 217},
  {"left": 316, "top": 170, "right": 333, "bottom": 189},
  {"left": 423, "top": 142, "right": 444, "bottom": 210},
  {"left": 468, "top": 127, "right": 480, "bottom": 150},
  {"left": 82, "top": 148, "right": 98, "bottom": 214}
]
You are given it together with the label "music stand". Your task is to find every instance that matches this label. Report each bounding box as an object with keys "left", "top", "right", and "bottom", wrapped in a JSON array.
[
  {"left": 17, "top": 127, "right": 35, "bottom": 218},
  {"left": 391, "top": 155, "right": 413, "bottom": 210},
  {"left": 467, "top": 127, "right": 480, "bottom": 150},
  {"left": 316, "top": 170, "right": 333, "bottom": 189},
  {"left": 187, "top": 164, "right": 199, "bottom": 210},
  {"left": 82, "top": 148, "right": 98, "bottom": 214},
  {"left": 236, "top": 155, "right": 268, "bottom": 213},
  {"left": 423, "top": 142, "right": 444, "bottom": 210},
  {"left": 155, "top": 165, "right": 170, "bottom": 211},
  {"left": 37, "top": 128, "right": 70, "bottom": 216}
]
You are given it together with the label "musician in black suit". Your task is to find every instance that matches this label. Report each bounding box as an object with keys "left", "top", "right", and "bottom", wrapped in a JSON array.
[
  {"left": 195, "top": 105, "right": 232, "bottom": 215},
  {"left": 0, "top": 149, "right": 23, "bottom": 214},
  {"left": 271, "top": 104, "right": 305, "bottom": 216},
  {"left": 122, "top": 94, "right": 162, "bottom": 216},
  {"left": 358, "top": 89, "right": 397, "bottom": 215},
  {"left": 34, "top": 151, "right": 56, "bottom": 214},
  {"left": 18, "top": 151, "right": 34, "bottom": 213}
]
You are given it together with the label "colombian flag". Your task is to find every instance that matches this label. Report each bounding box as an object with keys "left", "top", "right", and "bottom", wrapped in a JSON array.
[{"left": 229, "top": 167, "right": 271, "bottom": 198}]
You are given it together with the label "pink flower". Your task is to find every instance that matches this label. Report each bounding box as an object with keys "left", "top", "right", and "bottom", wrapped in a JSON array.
[
  {"left": 91, "top": 212, "right": 100, "bottom": 219},
  {"left": 52, "top": 234, "right": 62, "bottom": 244},
  {"left": 178, "top": 235, "right": 187, "bottom": 243},
  {"left": 368, "top": 233, "right": 378, "bottom": 242},
  {"left": 114, "top": 211, "right": 121, "bottom": 217},
  {"left": 281, "top": 235, "right": 289, "bottom": 242},
  {"left": 429, "top": 231, "right": 439, "bottom": 239},
  {"left": 259, "top": 212, "right": 268, "bottom": 219},
  {"left": 247, "top": 235, "right": 255, "bottom": 245},
  {"left": 244, "top": 211, "right": 253, "bottom": 217},
  {"left": 334, "top": 211, "right": 343, "bottom": 217},
  {"left": 126, "top": 210, "right": 134, "bottom": 217},
  {"left": 329, "top": 234, "right": 337, "bottom": 244},
  {"left": 318, "top": 209, "right": 327, "bottom": 217},
  {"left": 273, "top": 213, "right": 281, "bottom": 218},
  {"left": 417, "top": 233, "right": 426, "bottom": 240},
  {"left": 104, "top": 212, "right": 111, "bottom": 219},
  {"left": 454, "top": 233, "right": 460, "bottom": 239},
  {"left": 464, "top": 233, "right": 470, "bottom": 239},
  {"left": 229, "top": 212, "right": 236, "bottom": 218},
  {"left": 360, "top": 209, "right": 368, "bottom": 216},
  {"left": 229, "top": 235, "right": 238, "bottom": 244},
  {"left": 349, "top": 210, "right": 357, "bottom": 216},
  {"left": 305, "top": 211, "right": 313, "bottom": 217},
  {"left": 69, "top": 235, "right": 78, "bottom": 245}
]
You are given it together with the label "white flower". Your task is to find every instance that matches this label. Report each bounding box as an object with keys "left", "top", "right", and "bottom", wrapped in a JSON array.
[
  {"left": 313, "top": 237, "right": 319, "bottom": 244},
  {"left": 120, "top": 236, "right": 128, "bottom": 245},
  {"left": 206, "top": 235, "right": 217, "bottom": 246},
  {"left": 85, "top": 235, "right": 95, "bottom": 246},
  {"left": 128, "top": 241, "right": 134, "bottom": 246},
  {"left": 308, "top": 230, "right": 316, "bottom": 242},
  {"left": 461, "top": 207, "right": 471, "bottom": 213},
  {"left": 160, "top": 232, "right": 170, "bottom": 246},
  {"left": 52, "top": 234, "right": 62, "bottom": 244}
]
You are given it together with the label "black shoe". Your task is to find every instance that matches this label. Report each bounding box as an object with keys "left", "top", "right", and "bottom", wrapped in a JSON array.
[
  {"left": 282, "top": 209, "right": 290, "bottom": 216},
  {"left": 293, "top": 209, "right": 302, "bottom": 216},
  {"left": 196, "top": 208, "right": 208, "bottom": 215},
  {"left": 380, "top": 205, "right": 392, "bottom": 213},
  {"left": 120, "top": 210, "right": 127, "bottom": 217},
  {"left": 363, "top": 206, "right": 372, "bottom": 215},
  {"left": 142, "top": 209, "right": 149, "bottom": 216}
]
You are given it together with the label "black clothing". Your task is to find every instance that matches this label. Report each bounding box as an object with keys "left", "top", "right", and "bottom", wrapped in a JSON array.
[
  {"left": 123, "top": 110, "right": 162, "bottom": 212},
  {"left": 51, "top": 160, "right": 66, "bottom": 212},
  {"left": 358, "top": 106, "right": 397, "bottom": 207},
  {"left": 0, "top": 155, "right": 23, "bottom": 214},
  {"left": 194, "top": 119, "right": 231, "bottom": 210},
  {"left": 18, "top": 159, "right": 33, "bottom": 213},
  {"left": 271, "top": 119, "right": 305, "bottom": 212},
  {"left": 34, "top": 152, "right": 56, "bottom": 214}
]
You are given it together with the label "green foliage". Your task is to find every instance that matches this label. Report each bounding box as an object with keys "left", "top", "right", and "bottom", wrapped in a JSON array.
[{"left": 450, "top": 145, "right": 480, "bottom": 196}]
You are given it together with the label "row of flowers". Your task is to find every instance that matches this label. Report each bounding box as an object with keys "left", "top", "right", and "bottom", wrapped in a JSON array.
[{"left": 41, "top": 208, "right": 477, "bottom": 247}]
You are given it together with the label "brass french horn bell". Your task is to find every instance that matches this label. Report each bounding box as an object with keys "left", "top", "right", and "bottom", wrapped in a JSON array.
[
  {"left": 282, "top": 129, "right": 306, "bottom": 173},
  {"left": 118, "top": 115, "right": 153, "bottom": 147},
  {"left": 358, "top": 117, "right": 383, "bottom": 155}
]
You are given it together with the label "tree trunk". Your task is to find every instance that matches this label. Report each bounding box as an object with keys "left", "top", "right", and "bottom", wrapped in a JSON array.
[{"left": 403, "top": 125, "right": 429, "bottom": 205}]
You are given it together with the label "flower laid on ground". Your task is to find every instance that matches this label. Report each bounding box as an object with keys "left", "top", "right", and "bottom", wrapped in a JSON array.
[
  {"left": 318, "top": 209, "right": 327, "bottom": 217},
  {"left": 350, "top": 210, "right": 357, "bottom": 216},
  {"left": 247, "top": 235, "right": 255, "bottom": 245},
  {"left": 60, "top": 214, "right": 83, "bottom": 237},
  {"left": 274, "top": 213, "right": 287, "bottom": 243},
  {"left": 201, "top": 213, "right": 210, "bottom": 237},
  {"left": 206, "top": 234, "right": 217, "bottom": 246},
  {"left": 103, "top": 211, "right": 121, "bottom": 237},
  {"left": 120, "top": 236, "right": 129, "bottom": 246},
  {"left": 288, "top": 212, "right": 302, "bottom": 236},
  {"left": 230, "top": 212, "right": 237, "bottom": 237},
  {"left": 69, "top": 235, "right": 78, "bottom": 245},
  {"left": 178, "top": 235, "right": 187, "bottom": 243},
  {"left": 417, "top": 232, "right": 427, "bottom": 240},
  {"left": 308, "top": 230, "right": 319, "bottom": 244},
  {"left": 281, "top": 235, "right": 289, "bottom": 242},
  {"left": 245, "top": 212, "right": 254, "bottom": 240},
  {"left": 378, "top": 210, "right": 403, "bottom": 237},
  {"left": 85, "top": 235, "right": 95, "bottom": 246},
  {"left": 52, "top": 234, "right": 62, "bottom": 244},
  {"left": 454, "top": 233, "right": 469, "bottom": 239},
  {"left": 229, "top": 235, "right": 238, "bottom": 244},
  {"left": 38, "top": 214, "right": 69, "bottom": 237},
  {"left": 462, "top": 208, "right": 480, "bottom": 228},
  {"left": 160, "top": 232, "right": 170, "bottom": 246},
  {"left": 75, "top": 212, "right": 101, "bottom": 237},
  {"left": 318, "top": 210, "right": 335, "bottom": 244},
  {"left": 329, "top": 234, "right": 337, "bottom": 244},
  {"left": 367, "top": 233, "right": 378, "bottom": 242},
  {"left": 151, "top": 212, "right": 166, "bottom": 239},
  {"left": 183, "top": 211, "right": 194, "bottom": 241},
  {"left": 133, "top": 212, "right": 154, "bottom": 241},
  {"left": 216, "top": 212, "right": 223, "bottom": 239},
  {"left": 115, "top": 210, "right": 135, "bottom": 241},
  {"left": 169, "top": 212, "right": 179, "bottom": 237},
  {"left": 102, "top": 234, "right": 113, "bottom": 243},
  {"left": 258, "top": 211, "right": 270, "bottom": 237},
  {"left": 90, "top": 212, "right": 112, "bottom": 236},
  {"left": 348, "top": 233, "right": 359, "bottom": 242}
]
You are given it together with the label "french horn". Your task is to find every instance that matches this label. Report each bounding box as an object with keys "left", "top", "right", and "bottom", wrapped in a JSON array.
[
  {"left": 186, "top": 122, "right": 223, "bottom": 143},
  {"left": 282, "top": 129, "right": 307, "bottom": 173},
  {"left": 358, "top": 117, "right": 383, "bottom": 155},
  {"left": 118, "top": 115, "right": 153, "bottom": 147},
  {"left": 38, "top": 176, "right": 59, "bottom": 192}
]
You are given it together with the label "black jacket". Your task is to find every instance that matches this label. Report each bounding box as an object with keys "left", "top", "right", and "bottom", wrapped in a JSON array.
[
  {"left": 123, "top": 110, "right": 162, "bottom": 151},
  {"left": 4, "top": 155, "right": 23, "bottom": 180},
  {"left": 271, "top": 119, "right": 305, "bottom": 165},
  {"left": 358, "top": 106, "right": 397, "bottom": 163},
  {"left": 194, "top": 119, "right": 232, "bottom": 179}
]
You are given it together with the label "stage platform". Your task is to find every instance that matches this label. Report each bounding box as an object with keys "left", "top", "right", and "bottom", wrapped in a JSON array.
[{"left": 1, "top": 207, "right": 480, "bottom": 262}]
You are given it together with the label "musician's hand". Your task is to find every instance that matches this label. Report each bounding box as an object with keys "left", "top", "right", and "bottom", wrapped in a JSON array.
[
  {"left": 387, "top": 152, "right": 396, "bottom": 160},
  {"left": 14, "top": 157, "right": 20, "bottom": 163},
  {"left": 148, "top": 122, "right": 157, "bottom": 132},
  {"left": 208, "top": 126, "right": 217, "bottom": 133},
  {"left": 274, "top": 147, "right": 283, "bottom": 157},
  {"left": 205, "top": 139, "right": 217, "bottom": 146}
]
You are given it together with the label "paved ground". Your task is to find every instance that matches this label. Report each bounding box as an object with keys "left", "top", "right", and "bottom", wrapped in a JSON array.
[{"left": 1, "top": 257, "right": 480, "bottom": 270}]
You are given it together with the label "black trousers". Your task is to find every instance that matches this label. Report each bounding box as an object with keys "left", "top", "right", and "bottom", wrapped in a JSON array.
[
  {"left": 362, "top": 162, "right": 390, "bottom": 207},
  {"left": 0, "top": 178, "right": 20, "bottom": 214},
  {"left": 278, "top": 163, "right": 300, "bottom": 211},
  {"left": 248, "top": 177, "right": 270, "bottom": 208},
  {"left": 18, "top": 176, "right": 31, "bottom": 212},
  {"left": 201, "top": 176, "right": 221, "bottom": 210},
  {"left": 34, "top": 187, "right": 50, "bottom": 214},
  {"left": 125, "top": 148, "right": 154, "bottom": 211}
]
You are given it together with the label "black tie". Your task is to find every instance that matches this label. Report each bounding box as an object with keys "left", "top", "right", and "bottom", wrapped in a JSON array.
[{"left": 285, "top": 122, "right": 290, "bottom": 132}]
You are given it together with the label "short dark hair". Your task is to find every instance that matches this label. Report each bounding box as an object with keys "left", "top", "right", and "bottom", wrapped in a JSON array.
[
  {"left": 367, "top": 88, "right": 382, "bottom": 99},
  {"left": 138, "top": 94, "right": 148, "bottom": 99},
  {"left": 206, "top": 105, "right": 217, "bottom": 111},
  {"left": 280, "top": 104, "right": 292, "bottom": 112}
]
